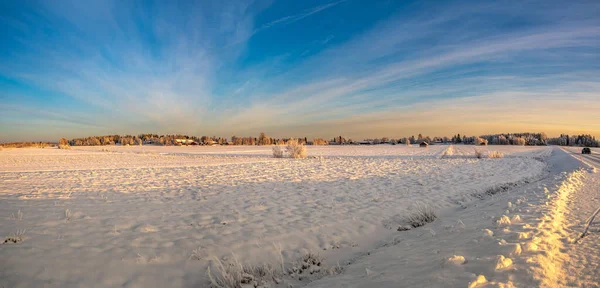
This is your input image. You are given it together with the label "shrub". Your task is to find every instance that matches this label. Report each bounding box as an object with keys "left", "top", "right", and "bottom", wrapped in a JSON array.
[
  {"left": 286, "top": 139, "right": 307, "bottom": 159},
  {"left": 58, "top": 138, "right": 71, "bottom": 150},
  {"left": 488, "top": 151, "right": 504, "bottom": 158},
  {"left": 474, "top": 148, "right": 484, "bottom": 159},
  {"left": 272, "top": 146, "right": 284, "bottom": 158},
  {"left": 402, "top": 204, "right": 437, "bottom": 228}
]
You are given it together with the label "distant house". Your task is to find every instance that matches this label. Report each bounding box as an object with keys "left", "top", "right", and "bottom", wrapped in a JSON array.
[
  {"left": 175, "top": 139, "right": 195, "bottom": 145},
  {"left": 359, "top": 140, "right": 373, "bottom": 145},
  {"left": 419, "top": 142, "right": 429, "bottom": 148}
]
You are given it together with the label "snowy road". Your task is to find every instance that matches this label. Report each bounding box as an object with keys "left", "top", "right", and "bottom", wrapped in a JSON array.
[
  {"left": 562, "top": 147, "right": 600, "bottom": 169},
  {"left": 582, "top": 153, "right": 600, "bottom": 168}
]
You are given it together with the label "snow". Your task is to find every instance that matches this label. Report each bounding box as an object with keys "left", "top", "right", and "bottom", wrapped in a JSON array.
[{"left": 1, "top": 145, "right": 598, "bottom": 287}]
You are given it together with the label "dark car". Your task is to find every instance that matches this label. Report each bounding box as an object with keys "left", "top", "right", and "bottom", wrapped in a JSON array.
[{"left": 582, "top": 147, "right": 591, "bottom": 154}]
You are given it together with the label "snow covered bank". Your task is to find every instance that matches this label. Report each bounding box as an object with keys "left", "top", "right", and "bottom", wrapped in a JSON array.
[{"left": 307, "top": 147, "right": 595, "bottom": 288}]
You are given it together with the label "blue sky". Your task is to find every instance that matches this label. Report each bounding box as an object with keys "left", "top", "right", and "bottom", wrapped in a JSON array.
[{"left": 1, "top": 0, "right": 599, "bottom": 142}]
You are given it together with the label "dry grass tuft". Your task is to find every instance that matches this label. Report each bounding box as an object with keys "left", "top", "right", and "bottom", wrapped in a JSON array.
[
  {"left": 288, "top": 252, "right": 326, "bottom": 281},
  {"left": 64, "top": 208, "right": 71, "bottom": 222},
  {"left": 10, "top": 209, "right": 23, "bottom": 220},
  {"left": 3, "top": 229, "right": 26, "bottom": 244},
  {"left": 488, "top": 151, "right": 504, "bottom": 158},
  {"left": 207, "top": 254, "right": 280, "bottom": 288},
  {"left": 402, "top": 204, "right": 437, "bottom": 228}
]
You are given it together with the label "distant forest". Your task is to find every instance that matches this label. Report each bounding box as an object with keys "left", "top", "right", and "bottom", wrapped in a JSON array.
[
  {"left": 2, "top": 132, "right": 598, "bottom": 148},
  {"left": 0, "top": 142, "right": 55, "bottom": 148}
]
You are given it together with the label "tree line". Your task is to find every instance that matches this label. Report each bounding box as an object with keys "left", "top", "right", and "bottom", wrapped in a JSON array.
[
  {"left": 2, "top": 132, "right": 598, "bottom": 148},
  {"left": 547, "top": 134, "right": 599, "bottom": 147},
  {"left": 64, "top": 133, "right": 330, "bottom": 147},
  {"left": 0, "top": 142, "right": 54, "bottom": 148}
]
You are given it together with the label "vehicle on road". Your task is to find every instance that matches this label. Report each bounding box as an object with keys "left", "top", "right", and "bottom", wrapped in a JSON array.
[{"left": 582, "top": 147, "right": 591, "bottom": 154}]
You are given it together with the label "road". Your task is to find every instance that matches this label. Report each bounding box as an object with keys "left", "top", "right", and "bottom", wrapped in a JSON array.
[{"left": 562, "top": 147, "right": 600, "bottom": 169}]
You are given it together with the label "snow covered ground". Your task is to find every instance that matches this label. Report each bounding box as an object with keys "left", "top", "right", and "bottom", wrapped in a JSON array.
[{"left": 1, "top": 145, "right": 598, "bottom": 287}]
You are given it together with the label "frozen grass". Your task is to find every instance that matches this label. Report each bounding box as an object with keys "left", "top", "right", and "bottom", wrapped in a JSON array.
[
  {"left": 402, "top": 204, "right": 437, "bottom": 228},
  {"left": 488, "top": 151, "right": 505, "bottom": 159},
  {"left": 10, "top": 209, "right": 23, "bottom": 220},
  {"left": 207, "top": 254, "right": 280, "bottom": 288},
  {"left": 288, "top": 252, "right": 327, "bottom": 281},
  {"left": 272, "top": 146, "right": 284, "bottom": 158},
  {"left": 190, "top": 246, "right": 204, "bottom": 261},
  {"left": 3, "top": 229, "right": 26, "bottom": 244},
  {"left": 299, "top": 252, "right": 323, "bottom": 268},
  {"left": 64, "top": 208, "right": 71, "bottom": 222}
]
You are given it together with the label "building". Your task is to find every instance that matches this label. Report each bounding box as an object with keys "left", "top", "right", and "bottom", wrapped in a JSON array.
[{"left": 175, "top": 139, "right": 197, "bottom": 145}]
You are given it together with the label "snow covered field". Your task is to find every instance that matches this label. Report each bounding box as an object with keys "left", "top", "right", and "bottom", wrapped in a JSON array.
[{"left": 1, "top": 145, "right": 598, "bottom": 287}]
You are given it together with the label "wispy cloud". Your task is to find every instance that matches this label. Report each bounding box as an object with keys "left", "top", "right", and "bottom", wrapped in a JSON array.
[
  {"left": 219, "top": 21, "right": 600, "bottom": 135},
  {"left": 258, "top": 0, "right": 347, "bottom": 30},
  {"left": 1, "top": 0, "right": 599, "bottom": 142}
]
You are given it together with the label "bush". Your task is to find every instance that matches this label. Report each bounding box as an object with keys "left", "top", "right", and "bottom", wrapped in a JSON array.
[
  {"left": 286, "top": 139, "right": 307, "bottom": 159},
  {"left": 58, "top": 138, "right": 71, "bottom": 150},
  {"left": 272, "top": 146, "right": 284, "bottom": 158},
  {"left": 488, "top": 151, "right": 504, "bottom": 158}
]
